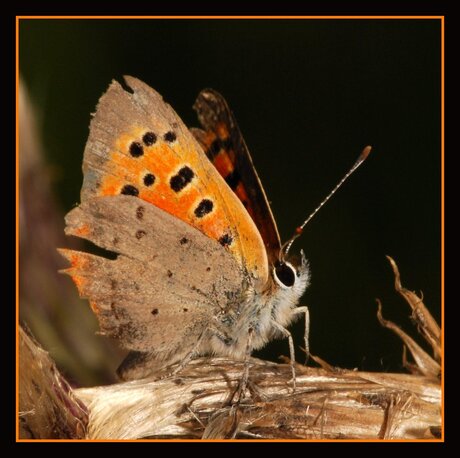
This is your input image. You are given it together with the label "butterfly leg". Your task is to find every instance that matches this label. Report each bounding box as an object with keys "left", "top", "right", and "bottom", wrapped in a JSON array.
[
  {"left": 231, "top": 327, "right": 254, "bottom": 406},
  {"left": 169, "top": 328, "right": 212, "bottom": 377},
  {"left": 271, "top": 320, "right": 297, "bottom": 392},
  {"left": 290, "top": 306, "right": 310, "bottom": 364},
  {"left": 170, "top": 326, "right": 245, "bottom": 379}
]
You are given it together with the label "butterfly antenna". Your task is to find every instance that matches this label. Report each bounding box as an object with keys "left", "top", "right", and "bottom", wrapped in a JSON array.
[{"left": 282, "top": 145, "right": 372, "bottom": 260}]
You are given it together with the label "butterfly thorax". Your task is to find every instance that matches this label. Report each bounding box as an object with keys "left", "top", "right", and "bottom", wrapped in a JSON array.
[{"left": 205, "top": 251, "right": 310, "bottom": 359}]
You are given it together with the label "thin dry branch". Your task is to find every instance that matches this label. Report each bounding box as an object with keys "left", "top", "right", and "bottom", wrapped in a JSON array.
[
  {"left": 386, "top": 255, "right": 441, "bottom": 361},
  {"left": 377, "top": 300, "right": 440, "bottom": 377}
]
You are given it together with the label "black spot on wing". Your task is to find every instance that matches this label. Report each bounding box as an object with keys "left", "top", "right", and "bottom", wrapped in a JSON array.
[
  {"left": 164, "top": 131, "right": 177, "bottom": 143},
  {"left": 129, "top": 142, "right": 144, "bottom": 158},
  {"left": 170, "top": 166, "right": 194, "bottom": 192},
  {"left": 194, "top": 199, "right": 214, "bottom": 218},
  {"left": 142, "top": 132, "right": 157, "bottom": 146},
  {"left": 136, "top": 206, "right": 145, "bottom": 219},
  {"left": 121, "top": 185, "right": 139, "bottom": 197},
  {"left": 135, "top": 230, "right": 146, "bottom": 240},
  {"left": 219, "top": 233, "right": 233, "bottom": 247},
  {"left": 143, "top": 173, "right": 156, "bottom": 187}
]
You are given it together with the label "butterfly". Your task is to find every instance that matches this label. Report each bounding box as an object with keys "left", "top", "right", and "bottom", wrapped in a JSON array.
[{"left": 59, "top": 76, "right": 310, "bottom": 382}]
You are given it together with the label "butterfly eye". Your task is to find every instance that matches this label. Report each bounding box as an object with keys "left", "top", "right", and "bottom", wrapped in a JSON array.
[{"left": 273, "top": 261, "right": 296, "bottom": 289}]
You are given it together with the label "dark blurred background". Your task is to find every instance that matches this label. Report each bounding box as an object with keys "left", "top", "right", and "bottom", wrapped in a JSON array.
[{"left": 19, "top": 18, "right": 441, "bottom": 385}]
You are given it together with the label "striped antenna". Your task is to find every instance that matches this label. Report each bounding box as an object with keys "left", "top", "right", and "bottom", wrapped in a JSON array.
[{"left": 282, "top": 145, "right": 372, "bottom": 260}]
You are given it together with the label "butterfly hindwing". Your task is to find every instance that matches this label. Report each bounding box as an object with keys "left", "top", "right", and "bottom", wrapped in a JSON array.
[
  {"left": 60, "top": 195, "right": 245, "bottom": 374},
  {"left": 191, "top": 89, "right": 281, "bottom": 264}
]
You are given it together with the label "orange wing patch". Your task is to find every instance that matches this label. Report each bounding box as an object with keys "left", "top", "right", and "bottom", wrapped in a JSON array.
[
  {"left": 58, "top": 248, "right": 89, "bottom": 295},
  {"left": 97, "top": 125, "right": 247, "bottom": 254}
]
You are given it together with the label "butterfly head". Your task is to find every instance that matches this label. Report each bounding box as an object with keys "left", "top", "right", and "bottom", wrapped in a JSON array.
[
  {"left": 252, "top": 249, "right": 310, "bottom": 335},
  {"left": 272, "top": 249, "right": 310, "bottom": 297}
]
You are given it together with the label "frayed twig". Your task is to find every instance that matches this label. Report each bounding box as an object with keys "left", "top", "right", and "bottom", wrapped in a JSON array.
[
  {"left": 375, "top": 256, "right": 441, "bottom": 378},
  {"left": 376, "top": 300, "right": 440, "bottom": 377},
  {"left": 386, "top": 255, "right": 441, "bottom": 360}
]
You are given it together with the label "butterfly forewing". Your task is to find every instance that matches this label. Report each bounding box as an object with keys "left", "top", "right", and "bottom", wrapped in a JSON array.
[{"left": 79, "top": 76, "right": 268, "bottom": 285}]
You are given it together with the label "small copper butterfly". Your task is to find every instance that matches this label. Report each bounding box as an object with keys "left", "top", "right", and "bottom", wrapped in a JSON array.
[{"left": 60, "top": 76, "right": 368, "bottom": 382}]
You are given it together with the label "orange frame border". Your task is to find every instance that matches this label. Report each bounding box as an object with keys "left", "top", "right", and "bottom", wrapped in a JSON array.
[{"left": 16, "top": 15, "right": 445, "bottom": 443}]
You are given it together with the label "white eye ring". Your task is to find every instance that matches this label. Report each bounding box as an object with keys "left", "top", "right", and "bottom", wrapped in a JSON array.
[{"left": 273, "top": 261, "right": 296, "bottom": 289}]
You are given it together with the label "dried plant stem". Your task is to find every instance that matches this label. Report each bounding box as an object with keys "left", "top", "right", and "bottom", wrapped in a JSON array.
[
  {"left": 20, "top": 331, "right": 440, "bottom": 440},
  {"left": 74, "top": 357, "right": 440, "bottom": 440},
  {"left": 19, "top": 327, "right": 88, "bottom": 439}
]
